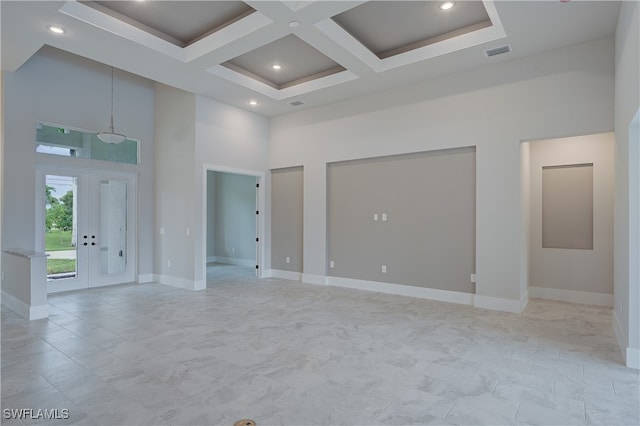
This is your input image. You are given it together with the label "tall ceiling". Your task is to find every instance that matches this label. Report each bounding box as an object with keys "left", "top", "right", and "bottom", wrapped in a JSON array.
[{"left": 1, "top": 1, "right": 621, "bottom": 117}]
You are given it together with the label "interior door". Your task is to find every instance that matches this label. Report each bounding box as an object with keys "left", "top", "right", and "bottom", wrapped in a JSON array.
[{"left": 38, "top": 167, "right": 136, "bottom": 293}]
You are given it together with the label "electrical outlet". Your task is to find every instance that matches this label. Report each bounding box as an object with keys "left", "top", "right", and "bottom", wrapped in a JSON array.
[
  {"left": 160, "top": 227, "right": 165, "bottom": 235},
  {"left": 286, "top": 256, "right": 291, "bottom": 264},
  {"left": 381, "top": 265, "right": 387, "bottom": 273},
  {"left": 186, "top": 228, "right": 190, "bottom": 236},
  {"left": 330, "top": 260, "right": 335, "bottom": 268},
  {"left": 374, "top": 214, "right": 378, "bottom": 221},
  {"left": 1, "top": 271, "right": 4, "bottom": 281},
  {"left": 167, "top": 260, "right": 171, "bottom": 268},
  {"left": 471, "top": 273, "right": 476, "bottom": 283}
]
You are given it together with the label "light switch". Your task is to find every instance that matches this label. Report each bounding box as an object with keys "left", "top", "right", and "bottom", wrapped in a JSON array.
[
  {"left": 330, "top": 261, "right": 335, "bottom": 268},
  {"left": 286, "top": 257, "right": 291, "bottom": 264},
  {"left": 382, "top": 213, "right": 388, "bottom": 221},
  {"left": 160, "top": 227, "right": 165, "bottom": 235},
  {"left": 374, "top": 214, "right": 379, "bottom": 221},
  {"left": 186, "top": 228, "right": 190, "bottom": 236},
  {"left": 381, "top": 265, "right": 387, "bottom": 273}
]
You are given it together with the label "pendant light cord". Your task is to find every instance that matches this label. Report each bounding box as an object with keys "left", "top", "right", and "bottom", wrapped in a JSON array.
[{"left": 109, "top": 67, "right": 115, "bottom": 133}]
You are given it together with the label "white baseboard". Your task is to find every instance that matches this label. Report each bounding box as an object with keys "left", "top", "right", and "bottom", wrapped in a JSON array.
[
  {"left": 194, "top": 280, "right": 206, "bottom": 291},
  {"left": 267, "top": 269, "right": 302, "bottom": 281},
  {"left": 30, "top": 304, "right": 49, "bottom": 320},
  {"left": 327, "top": 276, "right": 475, "bottom": 306},
  {"left": 613, "top": 310, "right": 640, "bottom": 369},
  {"left": 626, "top": 347, "right": 640, "bottom": 370},
  {"left": 474, "top": 294, "right": 525, "bottom": 313},
  {"left": 209, "top": 256, "right": 255, "bottom": 267},
  {"left": 529, "top": 286, "right": 613, "bottom": 307},
  {"left": 154, "top": 274, "right": 199, "bottom": 291},
  {"left": 302, "top": 273, "right": 327, "bottom": 286},
  {"left": 137, "top": 274, "right": 154, "bottom": 284},
  {"left": 1, "top": 291, "right": 48, "bottom": 320},
  {"left": 520, "top": 289, "right": 530, "bottom": 312},
  {"left": 613, "top": 309, "right": 627, "bottom": 354}
]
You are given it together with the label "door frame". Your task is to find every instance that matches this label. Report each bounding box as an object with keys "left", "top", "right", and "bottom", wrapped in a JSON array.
[
  {"left": 36, "top": 165, "right": 138, "bottom": 292},
  {"left": 202, "top": 164, "right": 266, "bottom": 284}
]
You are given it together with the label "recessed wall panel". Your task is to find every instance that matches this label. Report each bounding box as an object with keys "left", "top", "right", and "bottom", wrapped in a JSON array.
[
  {"left": 327, "top": 147, "right": 475, "bottom": 293},
  {"left": 542, "top": 164, "right": 593, "bottom": 250},
  {"left": 271, "top": 167, "right": 303, "bottom": 272}
]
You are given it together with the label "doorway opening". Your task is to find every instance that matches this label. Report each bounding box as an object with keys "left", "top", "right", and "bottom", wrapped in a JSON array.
[
  {"left": 205, "top": 170, "right": 259, "bottom": 285},
  {"left": 521, "top": 133, "right": 615, "bottom": 306}
]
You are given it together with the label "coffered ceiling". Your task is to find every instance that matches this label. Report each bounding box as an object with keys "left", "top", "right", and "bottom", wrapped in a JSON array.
[{"left": 1, "top": 1, "right": 621, "bottom": 117}]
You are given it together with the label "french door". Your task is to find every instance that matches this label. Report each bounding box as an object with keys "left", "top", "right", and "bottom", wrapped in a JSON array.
[{"left": 37, "top": 167, "right": 137, "bottom": 293}]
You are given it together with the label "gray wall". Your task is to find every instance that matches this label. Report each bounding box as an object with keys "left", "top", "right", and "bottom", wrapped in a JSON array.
[
  {"left": 271, "top": 167, "right": 303, "bottom": 272},
  {"left": 212, "top": 172, "right": 256, "bottom": 262},
  {"left": 154, "top": 83, "right": 196, "bottom": 281},
  {"left": 327, "top": 148, "right": 476, "bottom": 293},
  {"left": 529, "top": 133, "right": 614, "bottom": 295}
]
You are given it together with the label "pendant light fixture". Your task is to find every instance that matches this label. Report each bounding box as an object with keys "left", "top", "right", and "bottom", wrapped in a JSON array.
[{"left": 97, "top": 67, "right": 127, "bottom": 144}]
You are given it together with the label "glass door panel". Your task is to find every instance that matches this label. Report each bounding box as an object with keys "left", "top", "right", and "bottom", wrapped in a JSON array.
[
  {"left": 88, "top": 171, "right": 136, "bottom": 287},
  {"left": 99, "top": 179, "right": 127, "bottom": 276},
  {"left": 45, "top": 174, "right": 79, "bottom": 281}
]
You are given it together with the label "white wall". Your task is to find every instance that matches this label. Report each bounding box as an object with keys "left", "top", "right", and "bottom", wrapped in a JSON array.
[
  {"left": 194, "top": 96, "right": 269, "bottom": 285},
  {"left": 528, "top": 134, "right": 614, "bottom": 305},
  {"left": 154, "top": 83, "right": 196, "bottom": 284},
  {"left": 270, "top": 37, "right": 615, "bottom": 311},
  {"left": 614, "top": 0, "right": 640, "bottom": 369},
  {"left": 2, "top": 47, "right": 155, "bottom": 307},
  {"left": 520, "top": 142, "right": 531, "bottom": 299}
]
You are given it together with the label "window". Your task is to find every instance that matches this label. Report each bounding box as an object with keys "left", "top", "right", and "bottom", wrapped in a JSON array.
[{"left": 36, "top": 123, "right": 138, "bottom": 165}]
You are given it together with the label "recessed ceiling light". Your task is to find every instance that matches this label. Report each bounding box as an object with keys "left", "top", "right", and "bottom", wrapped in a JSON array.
[
  {"left": 271, "top": 64, "right": 283, "bottom": 71},
  {"left": 47, "top": 25, "right": 66, "bottom": 34},
  {"left": 289, "top": 21, "right": 300, "bottom": 28},
  {"left": 439, "top": 1, "right": 455, "bottom": 10},
  {"left": 249, "top": 100, "right": 259, "bottom": 106}
]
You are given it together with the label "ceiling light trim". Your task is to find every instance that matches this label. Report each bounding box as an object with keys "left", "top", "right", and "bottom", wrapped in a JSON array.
[
  {"left": 208, "top": 64, "right": 357, "bottom": 100},
  {"left": 314, "top": 18, "right": 381, "bottom": 72},
  {"left": 60, "top": 1, "right": 186, "bottom": 60},
  {"left": 59, "top": 1, "right": 273, "bottom": 64},
  {"left": 378, "top": 21, "right": 506, "bottom": 72},
  {"left": 316, "top": 0, "right": 506, "bottom": 74},
  {"left": 184, "top": 12, "right": 273, "bottom": 62}
]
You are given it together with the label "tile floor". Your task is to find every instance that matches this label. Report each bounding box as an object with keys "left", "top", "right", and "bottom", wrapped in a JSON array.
[
  {"left": 1, "top": 277, "right": 639, "bottom": 425},
  {"left": 207, "top": 263, "right": 256, "bottom": 284}
]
